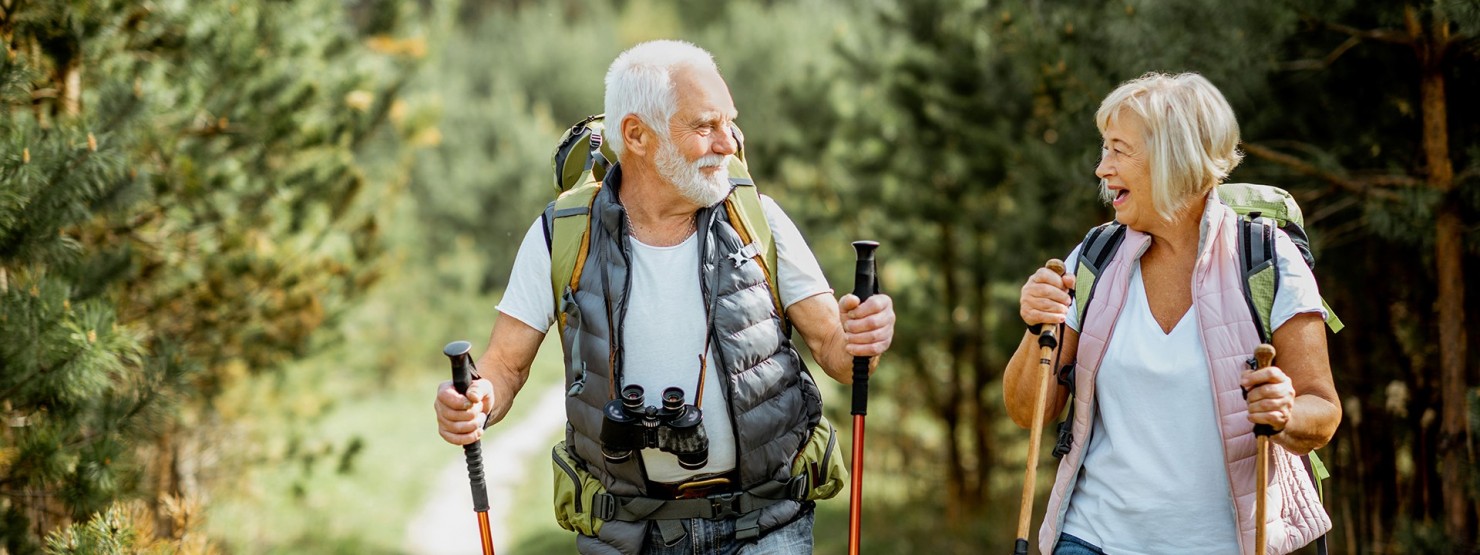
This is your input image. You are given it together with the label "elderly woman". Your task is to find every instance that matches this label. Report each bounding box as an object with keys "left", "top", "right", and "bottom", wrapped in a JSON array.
[{"left": 1003, "top": 73, "right": 1340, "bottom": 555}]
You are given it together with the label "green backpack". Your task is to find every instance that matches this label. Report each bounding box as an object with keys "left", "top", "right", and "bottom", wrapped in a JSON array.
[
  {"left": 541, "top": 114, "right": 785, "bottom": 339},
  {"left": 1059, "top": 183, "right": 1338, "bottom": 552},
  {"left": 1071, "top": 183, "right": 1343, "bottom": 342}
]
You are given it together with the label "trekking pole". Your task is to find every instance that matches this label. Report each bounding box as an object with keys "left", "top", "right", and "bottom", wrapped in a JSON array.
[
  {"left": 847, "top": 240, "right": 879, "bottom": 555},
  {"left": 1251, "top": 344, "right": 1277, "bottom": 555},
  {"left": 444, "top": 340, "right": 496, "bottom": 555},
  {"left": 1014, "top": 259, "right": 1066, "bottom": 555}
]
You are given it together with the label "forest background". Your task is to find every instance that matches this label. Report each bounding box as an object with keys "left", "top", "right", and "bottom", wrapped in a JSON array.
[{"left": 2, "top": 0, "right": 1477, "bottom": 553}]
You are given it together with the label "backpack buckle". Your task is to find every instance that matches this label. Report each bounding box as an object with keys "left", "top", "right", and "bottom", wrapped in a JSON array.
[
  {"left": 727, "top": 242, "right": 761, "bottom": 268},
  {"left": 709, "top": 492, "right": 741, "bottom": 519},
  {"left": 593, "top": 493, "right": 617, "bottom": 521},
  {"left": 1053, "top": 419, "right": 1074, "bottom": 459},
  {"left": 786, "top": 474, "right": 809, "bottom": 500}
]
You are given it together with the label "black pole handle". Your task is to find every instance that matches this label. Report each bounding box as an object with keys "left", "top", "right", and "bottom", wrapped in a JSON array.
[
  {"left": 445, "top": 340, "right": 490, "bottom": 513},
  {"left": 851, "top": 241, "right": 879, "bottom": 416}
]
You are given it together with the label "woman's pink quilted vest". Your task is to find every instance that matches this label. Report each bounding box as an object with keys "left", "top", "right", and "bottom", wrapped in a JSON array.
[{"left": 1036, "top": 198, "right": 1331, "bottom": 555}]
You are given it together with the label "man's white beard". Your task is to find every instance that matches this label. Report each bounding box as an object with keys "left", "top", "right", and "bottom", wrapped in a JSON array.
[{"left": 655, "top": 137, "right": 731, "bottom": 207}]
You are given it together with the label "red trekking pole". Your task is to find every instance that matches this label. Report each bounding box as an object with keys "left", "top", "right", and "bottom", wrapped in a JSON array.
[
  {"left": 444, "top": 340, "right": 496, "bottom": 555},
  {"left": 1014, "top": 259, "right": 1066, "bottom": 555},
  {"left": 847, "top": 240, "right": 879, "bottom": 555}
]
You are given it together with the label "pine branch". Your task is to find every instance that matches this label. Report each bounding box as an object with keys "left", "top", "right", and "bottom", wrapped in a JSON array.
[
  {"left": 67, "top": 388, "right": 159, "bottom": 450},
  {"left": 1322, "top": 18, "right": 1413, "bottom": 46},
  {"left": 1280, "top": 35, "right": 1363, "bottom": 71},
  {"left": 1243, "top": 142, "right": 1404, "bottom": 200},
  {"left": 1457, "top": 165, "right": 1479, "bottom": 185}
]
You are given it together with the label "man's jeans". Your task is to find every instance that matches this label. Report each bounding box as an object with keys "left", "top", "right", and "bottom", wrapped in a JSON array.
[{"left": 642, "top": 507, "right": 815, "bottom": 554}]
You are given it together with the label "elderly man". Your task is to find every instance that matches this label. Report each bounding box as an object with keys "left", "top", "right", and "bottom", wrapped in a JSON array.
[{"left": 434, "top": 40, "right": 895, "bottom": 554}]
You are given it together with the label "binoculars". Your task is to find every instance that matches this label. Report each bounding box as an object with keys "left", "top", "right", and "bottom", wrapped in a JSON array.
[{"left": 599, "top": 385, "right": 709, "bottom": 470}]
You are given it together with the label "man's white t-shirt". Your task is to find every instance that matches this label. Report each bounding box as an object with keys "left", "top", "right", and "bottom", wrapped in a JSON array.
[
  {"left": 496, "top": 196, "right": 832, "bottom": 483},
  {"left": 1058, "top": 230, "right": 1327, "bottom": 554}
]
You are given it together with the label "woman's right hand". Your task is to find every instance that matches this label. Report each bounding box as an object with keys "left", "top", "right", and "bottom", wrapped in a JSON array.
[
  {"left": 1019, "top": 266, "right": 1077, "bottom": 328},
  {"left": 435, "top": 378, "right": 494, "bottom": 446}
]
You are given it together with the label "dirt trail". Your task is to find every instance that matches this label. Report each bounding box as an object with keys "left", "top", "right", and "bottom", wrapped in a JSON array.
[{"left": 403, "top": 384, "right": 567, "bottom": 554}]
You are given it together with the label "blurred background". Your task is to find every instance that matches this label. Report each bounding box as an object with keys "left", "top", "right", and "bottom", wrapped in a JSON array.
[{"left": 2, "top": 0, "right": 1477, "bottom": 553}]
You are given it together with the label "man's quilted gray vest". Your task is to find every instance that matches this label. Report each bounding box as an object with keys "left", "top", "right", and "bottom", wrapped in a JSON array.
[{"left": 556, "top": 168, "right": 822, "bottom": 554}]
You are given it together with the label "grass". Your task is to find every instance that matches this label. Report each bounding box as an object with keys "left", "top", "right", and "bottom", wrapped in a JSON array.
[
  {"left": 205, "top": 323, "right": 570, "bottom": 553},
  {"left": 205, "top": 371, "right": 458, "bottom": 553},
  {"left": 202, "top": 226, "right": 574, "bottom": 555}
]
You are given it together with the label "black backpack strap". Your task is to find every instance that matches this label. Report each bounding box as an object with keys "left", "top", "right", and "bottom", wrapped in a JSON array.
[
  {"left": 541, "top": 201, "right": 557, "bottom": 253},
  {"left": 1236, "top": 215, "right": 1280, "bottom": 343},
  {"left": 1051, "top": 222, "right": 1125, "bottom": 460},
  {"left": 1071, "top": 222, "right": 1125, "bottom": 331},
  {"left": 1079, "top": 222, "right": 1126, "bottom": 276}
]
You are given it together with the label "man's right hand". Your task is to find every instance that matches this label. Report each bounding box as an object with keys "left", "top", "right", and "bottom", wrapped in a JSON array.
[
  {"left": 1019, "top": 266, "right": 1077, "bottom": 328},
  {"left": 435, "top": 378, "right": 494, "bottom": 446}
]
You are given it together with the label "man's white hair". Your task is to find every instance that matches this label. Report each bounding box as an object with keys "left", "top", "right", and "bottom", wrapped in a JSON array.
[{"left": 603, "top": 40, "right": 719, "bottom": 160}]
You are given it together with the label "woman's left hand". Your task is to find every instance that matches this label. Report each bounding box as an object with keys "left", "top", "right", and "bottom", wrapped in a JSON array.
[{"left": 1241, "top": 365, "right": 1296, "bottom": 432}]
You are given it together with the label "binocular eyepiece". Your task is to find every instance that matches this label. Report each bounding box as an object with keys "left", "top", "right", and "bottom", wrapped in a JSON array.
[{"left": 599, "top": 385, "right": 709, "bottom": 470}]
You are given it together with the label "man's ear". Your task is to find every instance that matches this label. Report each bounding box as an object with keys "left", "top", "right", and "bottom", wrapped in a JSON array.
[{"left": 620, "top": 114, "right": 653, "bottom": 159}]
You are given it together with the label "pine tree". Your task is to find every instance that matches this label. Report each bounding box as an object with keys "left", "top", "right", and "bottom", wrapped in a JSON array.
[
  {"left": 0, "top": 0, "right": 423, "bottom": 551},
  {"left": 1237, "top": 1, "right": 1480, "bottom": 549},
  {"left": 770, "top": 0, "right": 1479, "bottom": 550}
]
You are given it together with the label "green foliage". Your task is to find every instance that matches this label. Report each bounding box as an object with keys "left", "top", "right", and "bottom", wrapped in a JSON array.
[
  {"left": 42, "top": 500, "right": 210, "bottom": 555},
  {"left": 408, "top": 2, "right": 618, "bottom": 288},
  {"left": 3, "top": 0, "right": 1459, "bottom": 552},
  {"left": 0, "top": 0, "right": 425, "bottom": 550}
]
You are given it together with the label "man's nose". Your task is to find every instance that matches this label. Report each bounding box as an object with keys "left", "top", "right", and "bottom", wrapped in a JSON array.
[{"left": 713, "top": 125, "right": 738, "bottom": 156}]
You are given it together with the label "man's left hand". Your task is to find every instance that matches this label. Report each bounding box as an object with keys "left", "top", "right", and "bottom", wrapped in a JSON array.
[{"left": 838, "top": 293, "right": 895, "bottom": 359}]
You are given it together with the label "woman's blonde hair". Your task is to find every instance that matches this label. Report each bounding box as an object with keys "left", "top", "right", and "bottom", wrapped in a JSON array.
[{"left": 1096, "top": 72, "right": 1243, "bottom": 219}]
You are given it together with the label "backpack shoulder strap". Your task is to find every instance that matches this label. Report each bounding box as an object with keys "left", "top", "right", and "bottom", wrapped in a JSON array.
[
  {"left": 722, "top": 175, "right": 785, "bottom": 333},
  {"left": 1051, "top": 221, "right": 1124, "bottom": 460},
  {"left": 1073, "top": 222, "right": 1126, "bottom": 329},
  {"left": 1238, "top": 216, "right": 1280, "bottom": 343},
  {"left": 548, "top": 181, "right": 602, "bottom": 340},
  {"left": 1237, "top": 215, "right": 1345, "bottom": 340}
]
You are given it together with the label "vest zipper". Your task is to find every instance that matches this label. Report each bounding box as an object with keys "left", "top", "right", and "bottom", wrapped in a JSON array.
[
  {"left": 699, "top": 207, "right": 745, "bottom": 485},
  {"left": 612, "top": 210, "right": 633, "bottom": 389}
]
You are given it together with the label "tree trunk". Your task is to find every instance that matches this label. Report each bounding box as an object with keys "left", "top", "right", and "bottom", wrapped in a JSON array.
[
  {"left": 1410, "top": 6, "right": 1471, "bottom": 545},
  {"left": 152, "top": 427, "right": 180, "bottom": 540},
  {"left": 939, "top": 221, "right": 969, "bottom": 523},
  {"left": 968, "top": 243, "right": 992, "bottom": 514},
  {"left": 60, "top": 53, "right": 81, "bottom": 116}
]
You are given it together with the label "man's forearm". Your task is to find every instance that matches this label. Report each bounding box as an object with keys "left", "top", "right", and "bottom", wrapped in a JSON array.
[{"left": 479, "top": 352, "right": 531, "bottom": 427}]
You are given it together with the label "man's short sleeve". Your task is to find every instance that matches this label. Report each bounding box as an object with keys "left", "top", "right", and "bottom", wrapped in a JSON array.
[
  {"left": 495, "top": 217, "right": 557, "bottom": 333},
  {"left": 760, "top": 196, "right": 833, "bottom": 308}
]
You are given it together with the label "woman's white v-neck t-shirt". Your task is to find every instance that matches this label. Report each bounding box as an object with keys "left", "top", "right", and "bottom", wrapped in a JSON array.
[{"left": 1060, "top": 263, "right": 1241, "bottom": 554}]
